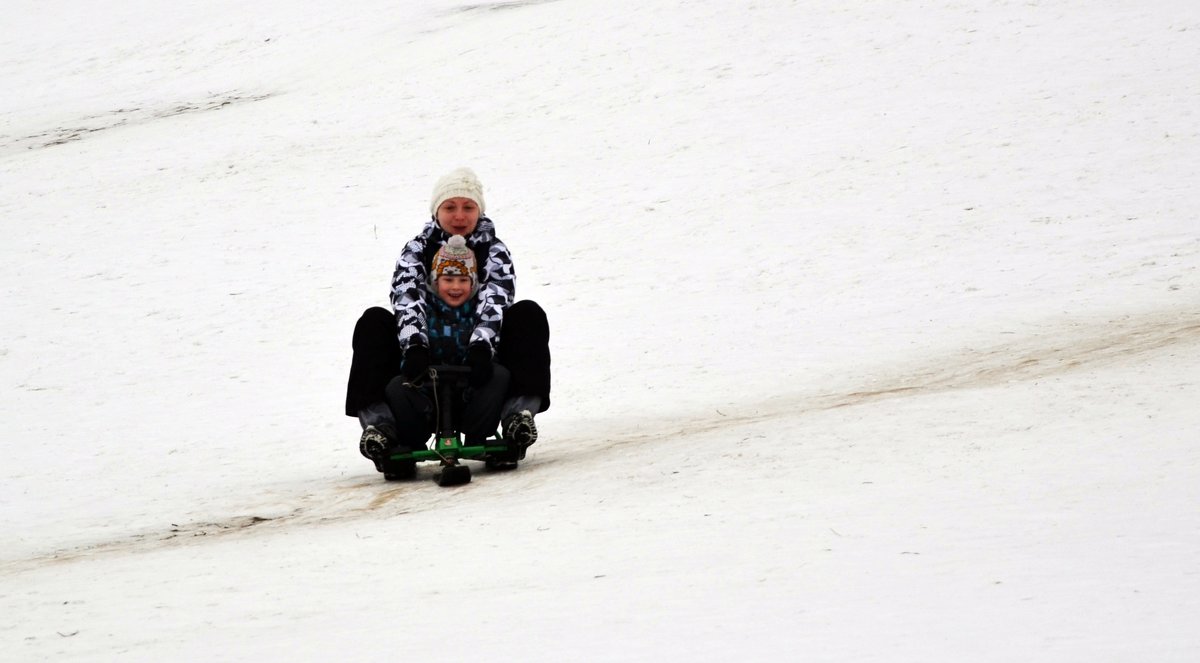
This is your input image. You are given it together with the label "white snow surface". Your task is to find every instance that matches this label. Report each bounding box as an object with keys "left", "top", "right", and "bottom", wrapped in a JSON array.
[{"left": 3, "top": 0, "right": 1200, "bottom": 660}]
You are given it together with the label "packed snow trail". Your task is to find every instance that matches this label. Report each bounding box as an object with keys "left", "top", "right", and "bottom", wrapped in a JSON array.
[{"left": 6, "top": 305, "right": 1195, "bottom": 575}]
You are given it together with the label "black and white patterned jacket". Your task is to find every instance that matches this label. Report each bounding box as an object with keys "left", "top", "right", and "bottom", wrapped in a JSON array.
[{"left": 390, "top": 217, "right": 515, "bottom": 353}]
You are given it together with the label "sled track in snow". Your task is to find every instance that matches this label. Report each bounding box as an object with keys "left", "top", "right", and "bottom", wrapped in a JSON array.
[
  {"left": 4, "top": 308, "right": 1198, "bottom": 575},
  {"left": 832, "top": 310, "right": 1200, "bottom": 408},
  {"left": 605, "top": 308, "right": 1200, "bottom": 444},
  {"left": 0, "top": 91, "right": 277, "bottom": 155},
  {"left": 0, "top": 471, "right": 478, "bottom": 575}
]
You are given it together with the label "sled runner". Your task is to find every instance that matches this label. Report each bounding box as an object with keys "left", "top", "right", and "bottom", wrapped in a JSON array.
[{"left": 379, "top": 365, "right": 522, "bottom": 486}]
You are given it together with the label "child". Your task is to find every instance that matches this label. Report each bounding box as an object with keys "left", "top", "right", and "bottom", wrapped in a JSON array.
[{"left": 362, "top": 236, "right": 511, "bottom": 478}]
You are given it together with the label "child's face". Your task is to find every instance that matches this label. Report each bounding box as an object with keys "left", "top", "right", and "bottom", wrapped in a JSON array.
[
  {"left": 436, "top": 274, "right": 473, "bottom": 307},
  {"left": 436, "top": 197, "right": 480, "bottom": 236}
]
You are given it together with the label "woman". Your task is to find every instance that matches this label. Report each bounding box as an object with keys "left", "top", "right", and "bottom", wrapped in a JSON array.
[{"left": 345, "top": 168, "right": 550, "bottom": 468}]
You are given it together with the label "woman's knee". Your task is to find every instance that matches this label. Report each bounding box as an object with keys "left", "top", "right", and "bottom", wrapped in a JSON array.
[
  {"left": 353, "top": 307, "right": 398, "bottom": 350},
  {"left": 507, "top": 300, "right": 546, "bottom": 323},
  {"left": 502, "top": 300, "right": 549, "bottom": 343},
  {"left": 357, "top": 306, "right": 394, "bottom": 329}
]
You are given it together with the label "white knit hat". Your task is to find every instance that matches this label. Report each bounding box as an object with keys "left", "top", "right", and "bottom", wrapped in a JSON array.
[
  {"left": 428, "top": 235, "right": 479, "bottom": 295},
  {"left": 430, "top": 167, "right": 485, "bottom": 216}
]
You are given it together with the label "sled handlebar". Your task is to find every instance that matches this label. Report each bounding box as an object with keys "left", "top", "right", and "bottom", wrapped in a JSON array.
[
  {"left": 428, "top": 364, "right": 471, "bottom": 379},
  {"left": 428, "top": 365, "right": 471, "bottom": 437}
]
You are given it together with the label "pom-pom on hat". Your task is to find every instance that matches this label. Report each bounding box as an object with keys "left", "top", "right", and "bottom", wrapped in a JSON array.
[
  {"left": 430, "top": 167, "right": 485, "bottom": 216},
  {"left": 429, "top": 235, "right": 479, "bottom": 295}
]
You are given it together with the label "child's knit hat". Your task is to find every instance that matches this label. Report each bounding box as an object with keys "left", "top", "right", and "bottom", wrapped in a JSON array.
[
  {"left": 429, "top": 235, "right": 479, "bottom": 295},
  {"left": 430, "top": 167, "right": 485, "bottom": 216}
]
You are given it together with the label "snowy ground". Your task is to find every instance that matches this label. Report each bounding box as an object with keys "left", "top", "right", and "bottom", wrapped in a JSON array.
[{"left": 3, "top": 0, "right": 1200, "bottom": 660}]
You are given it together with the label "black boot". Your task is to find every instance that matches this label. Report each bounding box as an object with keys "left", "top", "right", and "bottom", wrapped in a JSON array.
[
  {"left": 501, "top": 410, "right": 538, "bottom": 460},
  {"left": 359, "top": 422, "right": 400, "bottom": 461}
]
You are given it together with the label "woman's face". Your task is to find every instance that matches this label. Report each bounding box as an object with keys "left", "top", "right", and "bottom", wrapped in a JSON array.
[{"left": 436, "top": 197, "right": 481, "bottom": 236}]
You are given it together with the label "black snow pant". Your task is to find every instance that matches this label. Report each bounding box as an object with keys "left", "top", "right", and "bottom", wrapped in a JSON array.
[
  {"left": 495, "top": 300, "right": 552, "bottom": 413},
  {"left": 344, "top": 306, "right": 403, "bottom": 417},
  {"left": 384, "top": 364, "right": 510, "bottom": 447},
  {"left": 344, "top": 301, "right": 552, "bottom": 417}
]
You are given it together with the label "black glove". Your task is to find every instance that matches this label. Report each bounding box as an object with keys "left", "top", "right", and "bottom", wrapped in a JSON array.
[
  {"left": 401, "top": 344, "right": 431, "bottom": 381},
  {"left": 465, "top": 343, "right": 494, "bottom": 388}
]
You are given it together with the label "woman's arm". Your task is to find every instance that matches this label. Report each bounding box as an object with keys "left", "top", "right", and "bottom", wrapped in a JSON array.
[
  {"left": 390, "top": 223, "right": 438, "bottom": 349},
  {"left": 470, "top": 238, "right": 515, "bottom": 351}
]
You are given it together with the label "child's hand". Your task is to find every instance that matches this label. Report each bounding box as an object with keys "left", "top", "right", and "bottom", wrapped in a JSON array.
[
  {"left": 466, "top": 343, "right": 494, "bottom": 387},
  {"left": 402, "top": 345, "right": 431, "bottom": 381}
]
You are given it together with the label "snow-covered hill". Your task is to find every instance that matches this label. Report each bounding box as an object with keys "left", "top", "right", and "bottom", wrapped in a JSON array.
[{"left": 3, "top": 1, "right": 1199, "bottom": 660}]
